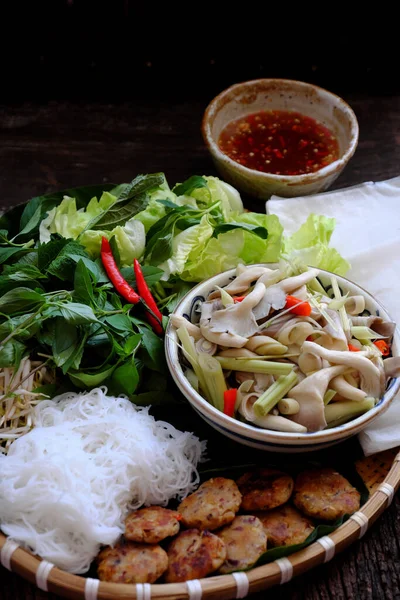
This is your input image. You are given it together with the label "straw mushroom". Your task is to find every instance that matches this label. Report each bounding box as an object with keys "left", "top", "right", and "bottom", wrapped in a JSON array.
[
  {"left": 301, "top": 341, "right": 383, "bottom": 399},
  {"left": 209, "top": 282, "right": 266, "bottom": 338},
  {"left": 287, "top": 364, "right": 348, "bottom": 431},
  {"left": 170, "top": 315, "right": 202, "bottom": 340}
]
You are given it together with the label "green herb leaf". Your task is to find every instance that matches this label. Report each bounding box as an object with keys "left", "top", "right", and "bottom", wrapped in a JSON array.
[
  {"left": 0, "top": 339, "right": 25, "bottom": 368},
  {"left": 68, "top": 364, "right": 117, "bottom": 388},
  {"left": 57, "top": 302, "right": 98, "bottom": 324},
  {"left": 69, "top": 255, "right": 101, "bottom": 283},
  {"left": 46, "top": 240, "right": 89, "bottom": 281},
  {"left": 0, "top": 288, "right": 46, "bottom": 314},
  {"left": 123, "top": 333, "right": 142, "bottom": 355},
  {"left": 137, "top": 327, "right": 166, "bottom": 373},
  {"left": 110, "top": 360, "right": 140, "bottom": 396},
  {"left": 0, "top": 313, "right": 40, "bottom": 341},
  {"left": 52, "top": 319, "right": 79, "bottom": 369},
  {"left": 89, "top": 174, "right": 165, "bottom": 231},
  {"left": 147, "top": 233, "right": 173, "bottom": 265},
  {"left": 173, "top": 175, "right": 208, "bottom": 197},
  {"left": 38, "top": 237, "right": 70, "bottom": 271},
  {"left": 104, "top": 314, "right": 133, "bottom": 333},
  {"left": 120, "top": 265, "right": 164, "bottom": 288},
  {"left": 74, "top": 260, "right": 96, "bottom": 305},
  {"left": 213, "top": 222, "right": 269, "bottom": 239},
  {"left": 0, "top": 246, "right": 29, "bottom": 265}
]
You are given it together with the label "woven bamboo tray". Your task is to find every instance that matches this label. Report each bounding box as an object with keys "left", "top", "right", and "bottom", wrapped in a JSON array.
[{"left": 1, "top": 445, "right": 399, "bottom": 600}]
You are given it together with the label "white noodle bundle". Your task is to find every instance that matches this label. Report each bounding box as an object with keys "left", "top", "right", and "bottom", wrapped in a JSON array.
[{"left": 0, "top": 387, "right": 205, "bottom": 574}]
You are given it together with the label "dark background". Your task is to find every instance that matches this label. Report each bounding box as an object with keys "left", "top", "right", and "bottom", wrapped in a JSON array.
[{"left": 2, "top": 1, "right": 398, "bottom": 103}]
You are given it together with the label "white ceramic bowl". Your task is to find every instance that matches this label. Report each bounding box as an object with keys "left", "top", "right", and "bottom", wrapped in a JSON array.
[
  {"left": 202, "top": 79, "right": 359, "bottom": 200},
  {"left": 165, "top": 266, "right": 400, "bottom": 453}
]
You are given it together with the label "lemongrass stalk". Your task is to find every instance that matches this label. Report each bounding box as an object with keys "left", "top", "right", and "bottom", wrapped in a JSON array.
[
  {"left": 307, "top": 277, "right": 326, "bottom": 295},
  {"left": 197, "top": 353, "right": 227, "bottom": 412},
  {"left": 330, "top": 275, "right": 351, "bottom": 338},
  {"left": 325, "top": 397, "right": 375, "bottom": 427},
  {"left": 215, "top": 357, "right": 293, "bottom": 375},
  {"left": 253, "top": 370, "right": 298, "bottom": 417},
  {"left": 185, "top": 368, "right": 199, "bottom": 392},
  {"left": 252, "top": 413, "right": 307, "bottom": 433},
  {"left": 351, "top": 326, "right": 386, "bottom": 341},
  {"left": 278, "top": 397, "right": 300, "bottom": 415},
  {"left": 177, "top": 326, "right": 209, "bottom": 396},
  {"left": 323, "top": 388, "right": 337, "bottom": 405},
  {"left": 214, "top": 285, "right": 234, "bottom": 306}
]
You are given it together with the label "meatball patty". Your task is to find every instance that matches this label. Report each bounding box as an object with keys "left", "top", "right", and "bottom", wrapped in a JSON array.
[
  {"left": 237, "top": 468, "right": 294, "bottom": 511},
  {"left": 178, "top": 477, "right": 242, "bottom": 530},
  {"left": 125, "top": 506, "right": 181, "bottom": 544},
  {"left": 97, "top": 540, "right": 168, "bottom": 583},
  {"left": 258, "top": 504, "right": 315, "bottom": 547},
  {"left": 293, "top": 468, "right": 361, "bottom": 521},
  {"left": 165, "top": 529, "right": 226, "bottom": 583},
  {"left": 216, "top": 515, "right": 267, "bottom": 574}
]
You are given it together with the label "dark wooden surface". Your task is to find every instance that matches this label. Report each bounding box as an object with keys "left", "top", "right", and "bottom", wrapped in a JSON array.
[{"left": 1, "top": 93, "right": 400, "bottom": 599}]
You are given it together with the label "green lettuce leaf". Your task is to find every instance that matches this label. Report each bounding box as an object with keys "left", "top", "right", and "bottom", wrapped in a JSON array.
[
  {"left": 284, "top": 214, "right": 350, "bottom": 275},
  {"left": 39, "top": 192, "right": 117, "bottom": 242},
  {"left": 79, "top": 218, "right": 146, "bottom": 266},
  {"left": 181, "top": 214, "right": 283, "bottom": 282},
  {"left": 188, "top": 176, "right": 244, "bottom": 217},
  {"left": 158, "top": 215, "right": 214, "bottom": 279},
  {"left": 133, "top": 198, "right": 167, "bottom": 232}
]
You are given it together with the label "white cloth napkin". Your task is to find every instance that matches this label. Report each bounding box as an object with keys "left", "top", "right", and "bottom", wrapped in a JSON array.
[{"left": 266, "top": 176, "right": 400, "bottom": 456}]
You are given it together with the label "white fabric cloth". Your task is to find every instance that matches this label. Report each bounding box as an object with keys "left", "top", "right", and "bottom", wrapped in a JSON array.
[{"left": 266, "top": 176, "right": 400, "bottom": 456}]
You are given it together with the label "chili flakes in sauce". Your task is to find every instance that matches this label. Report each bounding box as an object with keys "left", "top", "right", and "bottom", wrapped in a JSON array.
[{"left": 218, "top": 110, "right": 339, "bottom": 176}]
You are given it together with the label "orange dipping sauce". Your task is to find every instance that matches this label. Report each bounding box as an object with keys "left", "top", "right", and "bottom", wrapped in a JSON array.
[{"left": 218, "top": 110, "right": 339, "bottom": 176}]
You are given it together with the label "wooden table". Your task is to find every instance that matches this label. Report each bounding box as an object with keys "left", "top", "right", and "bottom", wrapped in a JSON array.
[{"left": 0, "top": 94, "right": 399, "bottom": 600}]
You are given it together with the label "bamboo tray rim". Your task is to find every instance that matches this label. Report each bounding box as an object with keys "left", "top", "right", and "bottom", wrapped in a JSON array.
[{"left": 1, "top": 447, "right": 399, "bottom": 600}]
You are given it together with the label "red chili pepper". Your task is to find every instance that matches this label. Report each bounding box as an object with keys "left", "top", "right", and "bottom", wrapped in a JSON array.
[
  {"left": 134, "top": 259, "right": 163, "bottom": 335},
  {"left": 223, "top": 389, "right": 238, "bottom": 418},
  {"left": 373, "top": 340, "right": 390, "bottom": 356},
  {"left": 285, "top": 295, "right": 312, "bottom": 317},
  {"left": 348, "top": 343, "right": 361, "bottom": 352},
  {"left": 233, "top": 296, "right": 245, "bottom": 303},
  {"left": 101, "top": 237, "right": 141, "bottom": 305}
]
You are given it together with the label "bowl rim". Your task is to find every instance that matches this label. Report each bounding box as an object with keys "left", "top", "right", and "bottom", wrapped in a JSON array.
[
  {"left": 202, "top": 77, "right": 359, "bottom": 184},
  {"left": 165, "top": 264, "right": 400, "bottom": 445}
]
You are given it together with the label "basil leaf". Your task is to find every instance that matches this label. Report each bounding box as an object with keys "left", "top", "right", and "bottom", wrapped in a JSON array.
[
  {"left": 144, "top": 212, "right": 179, "bottom": 256},
  {"left": 137, "top": 327, "right": 166, "bottom": 373},
  {"left": 213, "top": 222, "right": 269, "bottom": 239},
  {"left": 0, "top": 339, "right": 25, "bottom": 368},
  {"left": 110, "top": 360, "right": 139, "bottom": 396},
  {"left": 114, "top": 173, "right": 165, "bottom": 204},
  {"left": 58, "top": 302, "right": 98, "bottom": 324},
  {"left": 52, "top": 319, "right": 79, "bottom": 369},
  {"left": 0, "top": 246, "right": 29, "bottom": 265},
  {"left": 0, "top": 313, "right": 39, "bottom": 341},
  {"left": 0, "top": 288, "right": 46, "bottom": 314},
  {"left": 147, "top": 233, "right": 173, "bottom": 265},
  {"left": 123, "top": 333, "right": 142, "bottom": 355},
  {"left": 74, "top": 260, "right": 96, "bottom": 305},
  {"left": 2, "top": 264, "right": 46, "bottom": 279},
  {"left": 173, "top": 175, "right": 208, "bottom": 197},
  {"left": 38, "top": 237, "right": 70, "bottom": 271},
  {"left": 67, "top": 255, "right": 101, "bottom": 283},
  {"left": 89, "top": 173, "right": 165, "bottom": 231},
  {"left": 68, "top": 364, "right": 117, "bottom": 388},
  {"left": 104, "top": 314, "right": 133, "bottom": 333},
  {"left": 46, "top": 240, "right": 89, "bottom": 281},
  {"left": 120, "top": 265, "right": 164, "bottom": 288}
]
